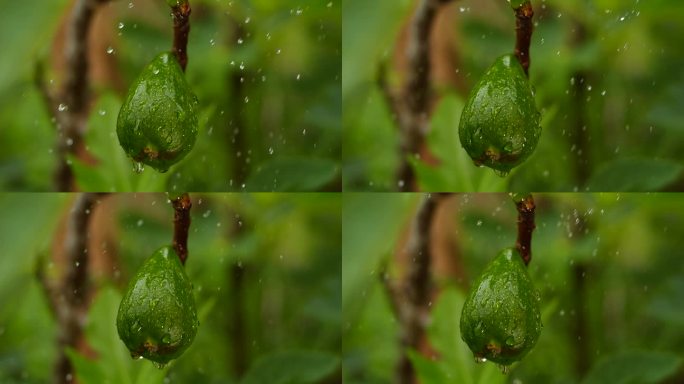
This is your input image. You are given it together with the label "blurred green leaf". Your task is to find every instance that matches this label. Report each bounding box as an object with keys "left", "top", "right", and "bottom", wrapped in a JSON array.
[
  {"left": 68, "top": 287, "right": 168, "bottom": 384},
  {"left": 587, "top": 158, "right": 682, "bottom": 191},
  {"left": 407, "top": 350, "right": 449, "bottom": 384},
  {"left": 240, "top": 350, "right": 339, "bottom": 384},
  {"left": 582, "top": 350, "right": 682, "bottom": 384},
  {"left": 246, "top": 157, "right": 338, "bottom": 191}
]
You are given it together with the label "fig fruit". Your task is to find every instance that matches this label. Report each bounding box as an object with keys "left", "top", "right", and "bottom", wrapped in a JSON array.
[
  {"left": 117, "top": 52, "right": 198, "bottom": 173},
  {"left": 460, "top": 248, "right": 541, "bottom": 366},
  {"left": 116, "top": 246, "right": 198, "bottom": 365},
  {"left": 458, "top": 54, "right": 541, "bottom": 176}
]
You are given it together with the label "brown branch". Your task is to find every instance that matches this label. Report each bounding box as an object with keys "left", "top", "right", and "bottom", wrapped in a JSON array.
[
  {"left": 380, "top": 0, "right": 454, "bottom": 191},
  {"left": 54, "top": 192, "right": 105, "bottom": 384},
  {"left": 171, "top": 1, "right": 192, "bottom": 72},
  {"left": 35, "top": 0, "right": 110, "bottom": 191},
  {"left": 513, "top": 1, "right": 534, "bottom": 76},
  {"left": 513, "top": 193, "right": 536, "bottom": 266},
  {"left": 171, "top": 193, "right": 192, "bottom": 265},
  {"left": 380, "top": 193, "right": 451, "bottom": 384}
]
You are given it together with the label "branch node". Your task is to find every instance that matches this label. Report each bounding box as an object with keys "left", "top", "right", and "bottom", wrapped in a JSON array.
[
  {"left": 513, "top": 1, "right": 534, "bottom": 76},
  {"left": 171, "top": 193, "right": 192, "bottom": 265},
  {"left": 513, "top": 193, "right": 536, "bottom": 265}
]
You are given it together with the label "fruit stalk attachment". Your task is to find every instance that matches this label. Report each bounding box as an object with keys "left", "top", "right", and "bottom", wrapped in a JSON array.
[
  {"left": 512, "top": 1, "right": 534, "bottom": 76},
  {"left": 170, "top": 0, "right": 191, "bottom": 72},
  {"left": 512, "top": 193, "right": 536, "bottom": 266},
  {"left": 171, "top": 192, "right": 192, "bottom": 265}
]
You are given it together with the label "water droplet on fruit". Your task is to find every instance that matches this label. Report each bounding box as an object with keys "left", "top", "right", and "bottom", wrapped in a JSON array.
[
  {"left": 475, "top": 356, "right": 487, "bottom": 364},
  {"left": 133, "top": 161, "right": 144, "bottom": 173}
]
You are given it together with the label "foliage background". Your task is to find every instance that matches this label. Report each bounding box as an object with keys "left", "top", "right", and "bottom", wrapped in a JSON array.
[
  {"left": 0, "top": 0, "right": 340, "bottom": 192},
  {"left": 343, "top": 193, "right": 684, "bottom": 383},
  {"left": 0, "top": 193, "right": 341, "bottom": 383},
  {"left": 343, "top": 0, "right": 684, "bottom": 191}
]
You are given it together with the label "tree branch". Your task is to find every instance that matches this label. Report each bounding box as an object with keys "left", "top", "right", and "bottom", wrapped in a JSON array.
[
  {"left": 513, "top": 193, "right": 536, "bottom": 266},
  {"left": 170, "top": 0, "right": 192, "bottom": 72},
  {"left": 513, "top": 1, "right": 534, "bottom": 76},
  {"left": 171, "top": 193, "right": 192, "bottom": 265},
  {"left": 35, "top": 0, "right": 110, "bottom": 191},
  {"left": 54, "top": 192, "right": 105, "bottom": 384},
  {"left": 379, "top": 0, "right": 454, "bottom": 191},
  {"left": 380, "top": 193, "right": 450, "bottom": 384}
]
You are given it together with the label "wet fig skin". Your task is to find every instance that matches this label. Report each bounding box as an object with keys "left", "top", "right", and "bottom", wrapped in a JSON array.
[
  {"left": 460, "top": 248, "right": 541, "bottom": 365},
  {"left": 116, "top": 246, "right": 198, "bottom": 364},
  {"left": 117, "top": 52, "right": 198, "bottom": 173},
  {"left": 458, "top": 54, "right": 541, "bottom": 174}
]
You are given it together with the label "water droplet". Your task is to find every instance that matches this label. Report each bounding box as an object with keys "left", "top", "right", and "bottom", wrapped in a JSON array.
[
  {"left": 153, "top": 362, "right": 166, "bottom": 369},
  {"left": 98, "top": 109, "right": 106, "bottom": 116},
  {"left": 153, "top": 68, "right": 160, "bottom": 75},
  {"left": 136, "top": 219, "right": 144, "bottom": 227},
  {"left": 268, "top": 147, "right": 274, "bottom": 155},
  {"left": 118, "top": 22, "right": 124, "bottom": 30},
  {"left": 106, "top": 46, "right": 115, "bottom": 55},
  {"left": 474, "top": 356, "right": 487, "bottom": 364},
  {"left": 133, "top": 161, "right": 144, "bottom": 173},
  {"left": 58, "top": 103, "right": 68, "bottom": 112},
  {"left": 237, "top": 38, "right": 243, "bottom": 45},
  {"left": 66, "top": 138, "right": 74, "bottom": 146},
  {"left": 494, "top": 169, "right": 509, "bottom": 177},
  {"left": 161, "top": 334, "right": 171, "bottom": 344},
  {"left": 498, "top": 364, "right": 510, "bottom": 374},
  {"left": 128, "top": 2, "right": 134, "bottom": 9}
]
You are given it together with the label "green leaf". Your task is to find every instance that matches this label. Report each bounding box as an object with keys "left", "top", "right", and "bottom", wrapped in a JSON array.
[
  {"left": 587, "top": 158, "right": 682, "bottom": 191},
  {"left": 342, "top": 193, "right": 417, "bottom": 314},
  {"left": 240, "top": 350, "right": 339, "bottom": 384},
  {"left": 408, "top": 350, "right": 449, "bottom": 384},
  {"left": 582, "top": 350, "right": 682, "bottom": 384},
  {"left": 66, "top": 348, "right": 106, "bottom": 383},
  {"left": 68, "top": 287, "right": 168, "bottom": 384},
  {"left": 71, "top": 93, "right": 170, "bottom": 192},
  {"left": 246, "top": 157, "right": 339, "bottom": 191}
]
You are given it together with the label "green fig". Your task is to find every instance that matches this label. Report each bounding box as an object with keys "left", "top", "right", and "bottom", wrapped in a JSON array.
[
  {"left": 117, "top": 52, "right": 198, "bottom": 173},
  {"left": 116, "top": 246, "right": 198, "bottom": 365},
  {"left": 460, "top": 248, "right": 541, "bottom": 366},
  {"left": 458, "top": 54, "right": 541, "bottom": 176}
]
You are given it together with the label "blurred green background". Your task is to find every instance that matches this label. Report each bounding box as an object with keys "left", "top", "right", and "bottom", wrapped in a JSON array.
[
  {"left": 343, "top": 193, "right": 684, "bottom": 383},
  {"left": 0, "top": 0, "right": 340, "bottom": 191},
  {"left": 343, "top": 0, "right": 684, "bottom": 191},
  {"left": 0, "top": 193, "right": 341, "bottom": 383}
]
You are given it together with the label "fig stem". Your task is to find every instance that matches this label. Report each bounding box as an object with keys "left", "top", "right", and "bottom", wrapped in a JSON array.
[
  {"left": 513, "top": 1, "right": 534, "bottom": 76},
  {"left": 171, "top": 193, "right": 192, "bottom": 265},
  {"left": 513, "top": 193, "right": 536, "bottom": 265},
  {"left": 171, "top": 0, "right": 191, "bottom": 72}
]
